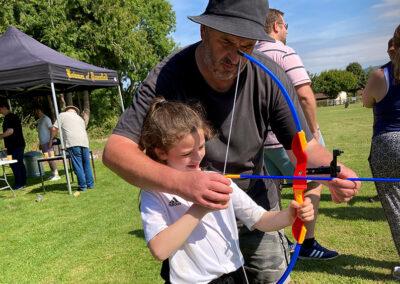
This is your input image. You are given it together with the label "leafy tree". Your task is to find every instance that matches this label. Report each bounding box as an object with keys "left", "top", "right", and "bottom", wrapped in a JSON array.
[
  {"left": 0, "top": 0, "right": 176, "bottom": 129},
  {"left": 312, "top": 69, "right": 358, "bottom": 99},
  {"left": 346, "top": 62, "right": 367, "bottom": 90}
]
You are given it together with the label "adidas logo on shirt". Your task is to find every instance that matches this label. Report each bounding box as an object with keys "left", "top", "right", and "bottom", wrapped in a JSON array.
[{"left": 169, "top": 197, "right": 182, "bottom": 207}]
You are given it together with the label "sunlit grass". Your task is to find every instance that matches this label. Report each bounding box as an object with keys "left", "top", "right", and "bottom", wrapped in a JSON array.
[{"left": 0, "top": 102, "right": 398, "bottom": 283}]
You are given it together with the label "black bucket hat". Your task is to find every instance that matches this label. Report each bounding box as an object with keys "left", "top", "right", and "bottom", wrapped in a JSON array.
[{"left": 188, "top": 0, "right": 274, "bottom": 42}]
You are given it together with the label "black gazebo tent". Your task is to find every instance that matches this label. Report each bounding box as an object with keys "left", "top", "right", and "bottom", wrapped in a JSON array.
[{"left": 0, "top": 26, "right": 124, "bottom": 194}]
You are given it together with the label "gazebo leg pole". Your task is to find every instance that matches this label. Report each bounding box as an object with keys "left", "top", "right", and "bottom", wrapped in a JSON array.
[
  {"left": 117, "top": 85, "right": 125, "bottom": 112},
  {"left": 50, "top": 82, "right": 72, "bottom": 195}
]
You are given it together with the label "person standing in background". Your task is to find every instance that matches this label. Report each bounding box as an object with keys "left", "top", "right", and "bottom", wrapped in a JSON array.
[
  {"left": 363, "top": 24, "right": 400, "bottom": 281},
  {"left": 368, "top": 37, "right": 395, "bottom": 203},
  {"left": 0, "top": 100, "right": 27, "bottom": 190},
  {"left": 256, "top": 8, "right": 337, "bottom": 260},
  {"left": 35, "top": 106, "right": 60, "bottom": 181},
  {"left": 51, "top": 105, "right": 94, "bottom": 191}
]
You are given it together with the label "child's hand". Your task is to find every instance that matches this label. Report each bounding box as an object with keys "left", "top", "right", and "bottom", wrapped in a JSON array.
[
  {"left": 190, "top": 204, "right": 215, "bottom": 216},
  {"left": 289, "top": 197, "right": 314, "bottom": 222}
]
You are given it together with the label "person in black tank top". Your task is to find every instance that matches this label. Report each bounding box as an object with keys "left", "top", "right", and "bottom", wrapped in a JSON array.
[{"left": 363, "top": 25, "right": 400, "bottom": 281}]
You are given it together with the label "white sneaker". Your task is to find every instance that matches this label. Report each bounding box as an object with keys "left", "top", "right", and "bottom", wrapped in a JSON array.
[
  {"left": 394, "top": 266, "right": 400, "bottom": 280},
  {"left": 48, "top": 175, "right": 61, "bottom": 181}
]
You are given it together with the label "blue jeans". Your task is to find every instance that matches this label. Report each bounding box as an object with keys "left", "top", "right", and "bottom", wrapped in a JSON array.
[
  {"left": 8, "top": 147, "right": 27, "bottom": 188},
  {"left": 67, "top": 146, "right": 94, "bottom": 190}
]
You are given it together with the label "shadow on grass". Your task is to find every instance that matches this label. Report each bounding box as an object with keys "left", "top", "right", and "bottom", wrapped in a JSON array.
[
  {"left": 318, "top": 205, "right": 386, "bottom": 221},
  {"left": 281, "top": 191, "right": 336, "bottom": 202},
  {"left": 282, "top": 192, "right": 386, "bottom": 221},
  {"left": 282, "top": 192, "right": 382, "bottom": 204},
  {"left": 296, "top": 253, "right": 397, "bottom": 282},
  {"left": 26, "top": 169, "right": 77, "bottom": 195},
  {"left": 129, "top": 229, "right": 145, "bottom": 239}
]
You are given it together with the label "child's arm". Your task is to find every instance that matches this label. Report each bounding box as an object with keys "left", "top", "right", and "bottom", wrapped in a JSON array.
[
  {"left": 253, "top": 197, "right": 314, "bottom": 232},
  {"left": 148, "top": 205, "right": 210, "bottom": 261}
]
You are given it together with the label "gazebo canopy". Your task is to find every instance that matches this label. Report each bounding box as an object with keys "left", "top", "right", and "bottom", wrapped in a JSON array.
[{"left": 0, "top": 26, "right": 119, "bottom": 97}]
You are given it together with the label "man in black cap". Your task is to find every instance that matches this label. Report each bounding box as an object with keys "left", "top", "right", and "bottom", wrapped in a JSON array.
[{"left": 104, "top": 0, "right": 360, "bottom": 282}]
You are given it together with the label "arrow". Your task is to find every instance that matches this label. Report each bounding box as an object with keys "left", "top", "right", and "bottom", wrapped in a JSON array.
[{"left": 225, "top": 174, "right": 400, "bottom": 183}]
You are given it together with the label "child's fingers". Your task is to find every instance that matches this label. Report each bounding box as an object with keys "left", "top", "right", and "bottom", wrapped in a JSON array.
[
  {"left": 302, "top": 197, "right": 311, "bottom": 206},
  {"left": 289, "top": 200, "right": 300, "bottom": 209}
]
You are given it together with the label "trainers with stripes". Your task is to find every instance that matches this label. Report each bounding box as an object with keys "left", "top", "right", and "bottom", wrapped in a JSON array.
[
  {"left": 299, "top": 240, "right": 339, "bottom": 260},
  {"left": 394, "top": 266, "right": 400, "bottom": 280}
]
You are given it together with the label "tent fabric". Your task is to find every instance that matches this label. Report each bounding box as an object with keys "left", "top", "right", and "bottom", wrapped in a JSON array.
[{"left": 0, "top": 26, "right": 119, "bottom": 96}]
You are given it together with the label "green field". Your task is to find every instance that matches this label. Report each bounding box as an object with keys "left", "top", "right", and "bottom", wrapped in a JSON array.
[{"left": 0, "top": 102, "right": 398, "bottom": 283}]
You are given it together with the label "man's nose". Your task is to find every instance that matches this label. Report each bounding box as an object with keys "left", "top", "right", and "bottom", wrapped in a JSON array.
[{"left": 227, "top": 46, "right": 241, "bottom": 65}]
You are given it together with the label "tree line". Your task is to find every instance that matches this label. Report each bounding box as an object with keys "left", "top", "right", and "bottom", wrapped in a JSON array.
[
  {"left": 311, "top": 62, "right": 376, "bottom": 99},
  {"left": 0, "top": 0, "right": 176, "bottom": 130}
]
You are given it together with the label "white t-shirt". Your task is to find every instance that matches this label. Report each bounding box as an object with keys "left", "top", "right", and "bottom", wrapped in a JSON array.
[
  {"left": 37, "top": 115, "right": 52, "bottom": 145},
  {"left": 53, "top": 111, "right": 89, "bottom": 148},
  {"left": 140, "top": 181, "right": 266, "bottom": 284}
]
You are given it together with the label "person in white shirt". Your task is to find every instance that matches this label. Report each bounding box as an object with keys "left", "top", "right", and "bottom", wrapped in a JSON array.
[
  {"left": 139, "top": 98, "right": 314, "bottom": 283},
  {"left": 51, "top": 105, "right": 94, "bottom": 191}
]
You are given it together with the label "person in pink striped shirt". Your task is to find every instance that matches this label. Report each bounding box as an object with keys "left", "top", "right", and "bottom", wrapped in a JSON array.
[{"left": 256, "top": 8, "right": 338, "bottom": 260}]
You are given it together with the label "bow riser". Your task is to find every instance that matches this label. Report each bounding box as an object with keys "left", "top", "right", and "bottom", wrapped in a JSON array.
[{"left": 292, "top": 131, "right": 308, "bottom": 244}]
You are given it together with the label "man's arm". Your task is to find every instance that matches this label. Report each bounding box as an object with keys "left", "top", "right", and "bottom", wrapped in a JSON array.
[
  {"left": 288, "top": 139, "right": 361, "bottom": 203},
  {"left": 48, "top": 127, "right": 58, "bottom": 148},
  {"left": 0, "top": 128, "right": 14, "bottom": 139},
  {"left": 295, "top": 83, "right": 319, "bottom": 140},
  {"left": 102, "top": 134, "right": 232, "bottom": 209}
]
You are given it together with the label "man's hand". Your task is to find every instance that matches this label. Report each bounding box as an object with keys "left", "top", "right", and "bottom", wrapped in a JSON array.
[
  {"left": 327, "top": 165, "right": 361, "bottom": 203},
  {"left": 176, "top": 171, "right": 232, "bottom": 210}
]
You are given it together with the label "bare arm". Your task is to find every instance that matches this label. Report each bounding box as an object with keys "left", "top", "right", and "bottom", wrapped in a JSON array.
[
  {"left": 363, "top": 69, "right": 386, "bottom": 108},
  {"left": 102, "top": 134, "right": 232, "bottom": 209},
  {"left": 49, "top": 127, "right": 58, "bottom": 148},
  {"left": 148, "top": 205, "right": 209, "bottom": 261},
  {"left": 0, "top": 128, "right": 14, "bottom": 139},
  {"left": 253, "top": 197, "right": 314, "bottom": 231},
  {"left": 295, "top": 83, "right": 319, "bottom": 139}
]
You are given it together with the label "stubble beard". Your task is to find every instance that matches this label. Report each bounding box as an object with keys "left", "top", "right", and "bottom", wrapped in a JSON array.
[{"left": 203, "top": 48, "right": 237, "bottom": 81}]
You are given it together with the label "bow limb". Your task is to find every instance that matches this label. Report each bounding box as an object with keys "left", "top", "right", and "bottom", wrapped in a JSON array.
[{"left": 238, "top": 51, "right": 306, "bottom": 284}]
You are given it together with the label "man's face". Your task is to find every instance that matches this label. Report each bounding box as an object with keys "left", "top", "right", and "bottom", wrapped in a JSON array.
[
  {"left": 201, "top": 26, "right": 256, "bottom": 81},
  {"left": 276, "top": 15, "right": 288, "bottom": 44}
]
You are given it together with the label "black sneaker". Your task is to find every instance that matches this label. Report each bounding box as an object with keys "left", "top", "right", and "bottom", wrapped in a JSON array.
[
  {"left": 368, "top": 195, "right": 379, "bottom": 202},
  {"left": 299, "top": 240, "right": 339, "bottom": 260},
  {"left": 394, "top": 266, "right": 400, "bottom": 280}
]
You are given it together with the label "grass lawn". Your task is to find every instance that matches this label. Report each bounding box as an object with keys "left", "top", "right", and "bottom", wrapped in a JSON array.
[{"left": 0, "top": 102, "right": 398, "bottom": 283}]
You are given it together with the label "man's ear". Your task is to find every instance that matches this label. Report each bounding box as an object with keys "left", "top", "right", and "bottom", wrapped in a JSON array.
[
  {"left": 200, "top": 25, "right": 206, "bottom": 40},
  {"left": 273, "top": 21, "right": 279, "bottom": 33},
  {"left": 154, "top": 148, "right": 168, "bottom": 161}
]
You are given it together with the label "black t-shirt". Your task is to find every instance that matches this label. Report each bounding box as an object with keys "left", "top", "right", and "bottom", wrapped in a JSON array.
[
  {"left": 3, "top": 112, "right": 25, "bottom": 151},
  {"left": 114, "top": 42, "right": 311, "bottom": 210}
]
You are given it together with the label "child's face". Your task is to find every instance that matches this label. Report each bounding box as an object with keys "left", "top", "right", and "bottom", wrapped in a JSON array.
[{"left": 157, "top": 129, "right": 206, "bottom": 172}]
